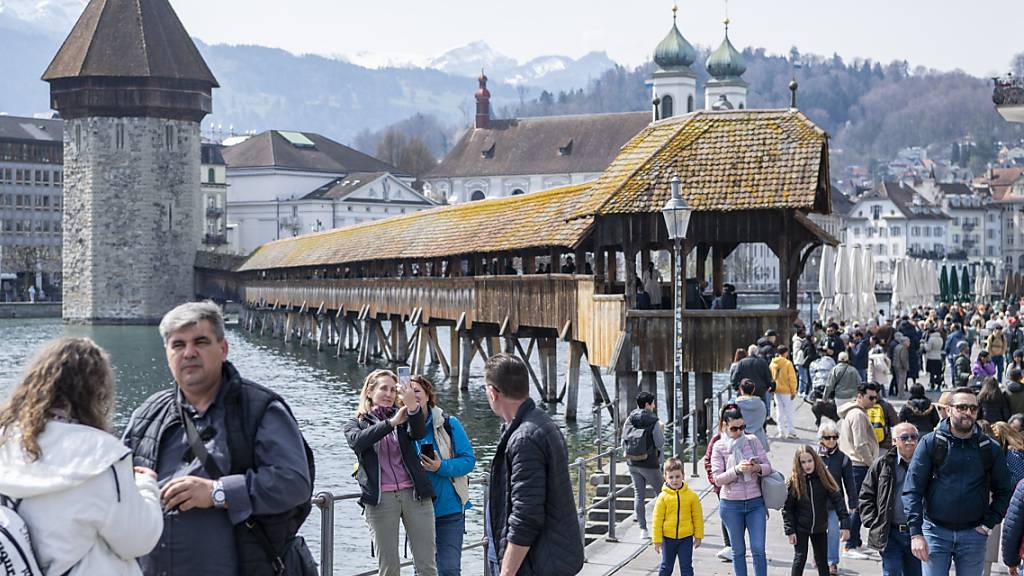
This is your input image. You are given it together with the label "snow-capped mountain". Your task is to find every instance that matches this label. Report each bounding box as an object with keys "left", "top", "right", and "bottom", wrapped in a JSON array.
[{"left": 0, "top": 0, "right": 84, "bottom": 35}]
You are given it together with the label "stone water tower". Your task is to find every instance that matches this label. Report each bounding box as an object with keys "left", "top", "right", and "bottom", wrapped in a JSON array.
[{"left": 42, "top": 0, "right": 218, "bottom": 323}]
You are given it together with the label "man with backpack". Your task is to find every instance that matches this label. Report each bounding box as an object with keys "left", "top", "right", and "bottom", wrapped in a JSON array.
[
  {"left": 123, "top": 302, "right": 316, "bottom": 576},
  {"left": 622, "top": 391, "right": 665, "bottom": 541},
  {"left": 903, "top": 387, "right": 1012, "bottom": 576}
]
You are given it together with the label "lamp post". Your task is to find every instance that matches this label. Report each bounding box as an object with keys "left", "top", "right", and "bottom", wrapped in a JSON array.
[{"left": 661, "top": 175, "right": 692, "bottom": 458}]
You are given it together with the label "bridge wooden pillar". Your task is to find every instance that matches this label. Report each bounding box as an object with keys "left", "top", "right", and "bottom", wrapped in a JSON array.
[
  {"left": 565, "top": 341, "right": 583, "bottom": 421},
  {"left": 695, "top": 372, "right": 713, "bottom": 443},
  {"left": 662, "top": 371, "right": 674, "bottom": 423},
  {"left": 391, "top": 315, "right": 408, "bottom": 363},
  {"left": 459, "top": 332, "right": 474, "bottom": 390},
  {"left": 538, "top": 337, "right": 558, "bottom": 402},
  {"left": 449, "top": 327, "right": 461, "bottom": 385}
]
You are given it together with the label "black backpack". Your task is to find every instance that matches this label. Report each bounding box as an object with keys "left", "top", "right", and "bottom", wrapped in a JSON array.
[
  {"left": 623, "top": 422, "right": 653, "bottom": 461},
  {"left": 930, "top": 430, "right": 994, "bottom": 484}
]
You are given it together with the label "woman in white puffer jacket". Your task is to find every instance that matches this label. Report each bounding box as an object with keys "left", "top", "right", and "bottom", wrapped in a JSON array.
[{"left": 0, "top": 337, "right": 163, "bottom": 575}]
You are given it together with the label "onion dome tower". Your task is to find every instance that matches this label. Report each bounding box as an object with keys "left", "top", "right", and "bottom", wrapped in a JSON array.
[
  {"left": 43, "top": 0, "right": 219, "bottom": 323},
  {"left": 475, "top": 70, "right": 491, "bottom": 129},
  {"left": 649, "top": 4, "right": 697, "bottom": 120},
  {"left": 704, "top": 17, "right": 748, "bottom": 110}
]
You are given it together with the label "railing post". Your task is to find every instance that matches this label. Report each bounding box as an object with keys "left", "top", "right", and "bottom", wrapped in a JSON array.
[
  {"left": 595, "top": 404, "right": 604, "bottom": 472},
  {"left": 576, "top": 457, "right": 587, "bottom": 558},
  {"left": 606, "top": 445, "right": 618, "bottom": 542},
  {"left": 315, "top": 491, "right": 334, "bottom": 576}
]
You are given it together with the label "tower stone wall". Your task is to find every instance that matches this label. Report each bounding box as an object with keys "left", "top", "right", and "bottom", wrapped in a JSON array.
[{"left": 62, "top": 117, "right": 201, "bottom": 322}]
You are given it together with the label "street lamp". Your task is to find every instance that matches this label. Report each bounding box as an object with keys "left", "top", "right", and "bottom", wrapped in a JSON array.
[{"left": 661, "top": 175, "right": 692, "bottom": 458}]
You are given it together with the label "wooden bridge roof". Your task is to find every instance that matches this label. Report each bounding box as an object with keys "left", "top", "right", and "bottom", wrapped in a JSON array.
[
  {"left": 571, "top": 109, "right": 829, "bottom": 219},
  {"left": 239, "top": 109, "right": 830, "bottom": 272},
  {"left": 238, "top": 183, "right": 594, "bottom": 271}
]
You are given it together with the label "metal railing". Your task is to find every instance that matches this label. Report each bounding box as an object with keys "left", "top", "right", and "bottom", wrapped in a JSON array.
[{"left": 310, "top": 478, "right": 490, "bottom": 576}]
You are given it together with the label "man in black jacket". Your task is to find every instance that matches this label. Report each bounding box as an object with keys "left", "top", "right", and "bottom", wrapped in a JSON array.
[
  {"left": 485, "top": 353, "right": 584, "bottom": 576},
  {"left": 859, "top": 422, "right": 922, "bottom": 576}
]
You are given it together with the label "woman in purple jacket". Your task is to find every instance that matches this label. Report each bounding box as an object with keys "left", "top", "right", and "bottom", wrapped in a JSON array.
[{"left": 711, "top": 405, "right": 773, "bottom": 576}]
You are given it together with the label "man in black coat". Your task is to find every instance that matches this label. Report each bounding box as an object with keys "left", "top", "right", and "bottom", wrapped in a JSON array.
[{"left": 485, "top": 353, "right": 584, "bottom": 576}]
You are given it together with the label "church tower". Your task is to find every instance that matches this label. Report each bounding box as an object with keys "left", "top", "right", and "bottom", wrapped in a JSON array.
[
  {"left": 649, "top": 4, "right": 697, "bottom": 120},
  {"left": 43, "top": 0, "right": 218, "bottom": 323},
  {"left": 705, "top": 18, "right": 748, "bottom": 110}
]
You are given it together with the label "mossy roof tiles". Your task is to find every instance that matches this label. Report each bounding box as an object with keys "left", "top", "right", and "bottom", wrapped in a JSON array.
[
  {"left": 238, "top": 183, "right": 594, "bottom": 271},
  {"left": 571, "top": 109, "right": 827, "bottom": 219}
]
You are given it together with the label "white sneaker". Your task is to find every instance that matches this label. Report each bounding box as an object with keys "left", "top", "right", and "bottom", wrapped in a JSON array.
[
  {"left": 842, "top": 548, "right": 869, "bottom": 560},
  {"left": 641, "top": 528, "right": 651, "bottom": 540},
  {"left": 717, "top": 546, "right": 733, "bottom": 562}
]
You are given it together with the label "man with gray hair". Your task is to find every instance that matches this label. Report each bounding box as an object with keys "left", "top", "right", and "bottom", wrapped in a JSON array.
[{"left": 123, "top": 301, "right": 315, "bottom": 576}]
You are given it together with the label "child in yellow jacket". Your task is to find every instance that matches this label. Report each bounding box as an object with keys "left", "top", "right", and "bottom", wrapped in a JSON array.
[{"left": 653, "top": 457, "right": 703, "bottom": 576}]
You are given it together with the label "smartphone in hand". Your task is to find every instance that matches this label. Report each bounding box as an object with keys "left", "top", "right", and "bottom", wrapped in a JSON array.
[
  {"left": 397, "top": 366, "right": 411, "bottom": 390},
  {"left": 421, "top": 443, "right": 436, "bottom": 459}
]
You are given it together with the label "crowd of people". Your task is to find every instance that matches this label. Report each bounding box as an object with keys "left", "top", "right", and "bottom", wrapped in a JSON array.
[{"left": 0, "top": 301, "right": 586, "bottom": 576}]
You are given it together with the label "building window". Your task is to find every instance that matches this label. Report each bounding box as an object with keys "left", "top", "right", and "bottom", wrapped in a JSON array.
[
  {"left": 933, "top": 226, "right": 942, "bottom": 236},
  {"left": 852, "top": 227, "right": 860, "bottom": 237},
  {"left": 892, "top": 226, "right": 901, "bottom": 236},
  {"left": 208, "top": 168, "right": 215, "bottom": 183},
  {"left": 871, "top": 205, "right": 881, "bottom": 220},
  {"left": 75, "top": 124, "right": 81, "bottom": 150},
  {"left": 511, "top": 189, "right": 525, "bottom": 196},
  {"left": 470, "top": 190, "right": 486, "bottom": 201},
  {"left": 953, "top": 234, "right": 960, "bottom": 243},
  {"left": 165, "top": 125, "right": 175, "bottom": 150},
  {"left": 660, "top": 95, "right": 673, "bottom": 118},
  {"left": 686, "top": 95, "right": 694, "bottom": 113},
  {"left": 953, "top": 217, "right": 960, "bottom": 226},
  {"left": 115, "top": 123, "right": 125, "bottom": 150}
]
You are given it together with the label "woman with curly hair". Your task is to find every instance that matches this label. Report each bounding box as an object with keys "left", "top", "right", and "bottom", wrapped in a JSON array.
[
  {"left": 0, "top": 337, "right": 163, "bottom": 575},
  {"left": 344, "top": 369, "right": 436, "bottom": 576}
]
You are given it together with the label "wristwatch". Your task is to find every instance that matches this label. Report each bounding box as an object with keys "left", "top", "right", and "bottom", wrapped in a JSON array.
[{"left": 211, "top": 480, "right": 226, "bottom": 508}]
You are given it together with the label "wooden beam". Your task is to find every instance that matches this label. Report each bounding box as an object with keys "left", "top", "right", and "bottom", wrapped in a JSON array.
[
  {"left": 512, "top": 337, "right": 546, "bottom": 399},
  {"left": 427, "top": 326, "right": 451, "bottom": 378},
  {"left": 450, "top": 327, "right": 462, "bottom": 385},
  {"left": 566, "top": 341, "right": 584, "bottom": 421}
]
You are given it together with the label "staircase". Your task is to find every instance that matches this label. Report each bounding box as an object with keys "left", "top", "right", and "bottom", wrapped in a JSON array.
[{"left": 583, "top": 464, "right": 655, "bottom": 546}]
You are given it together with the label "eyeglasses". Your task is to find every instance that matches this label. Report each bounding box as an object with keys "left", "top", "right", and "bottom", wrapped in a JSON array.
[
  {"left": 896, "top": 433, "right": 920, "bottom": 442},
  {"left": 820, "top": 435, "right": 838, "bottom": 441},
  {"left": 866, "top": 395, "right": 879, "bottom": 402},
  {"left": 728, "top": 424, "right": 746, "bottom": 433},
  {"left": 951, "top": 404, "right": 979, "bottom": 413}
]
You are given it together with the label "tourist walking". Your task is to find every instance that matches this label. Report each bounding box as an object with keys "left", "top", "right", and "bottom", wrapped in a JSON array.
[
  {"left": 838, "top": 383, "right": 880, "bottom": 559},
  {"left": 484, "top": 354, "right": 583, "bottom": 576},
  {"left": 893, "top": 334, "right": 910, "bottom": 398},
  {"left": 1007, "top": 351, "right": 1024, "bottom": 386},
  {"left": 653, "top": 457, "right": 703, "bottom": 576},
  {"left": 735, "top": 379, "right": 770, "bottom": 453},
  {"left": 899, "top": 384, "right": 940, "bottom": 435},
  {"left": 0, "top": 337, "right": 163, "bottom": 575},
  {"left": 989, "top": 325, "right": 1009, "bottom": 382},
  {"left": 1001, "top": 478, "right": 1024, "bottom": 576},
  {"left": 643, "top": 262, "right": 664, "bottom": 309},
  {"left": 623, "top": 391, "right": 665, "bottom": 540},
  {"left": 954, "top": 342, "right": 973, "bottom": 388},
  {"left": 783, "top": 445, "right": 850, "bottom": 576},
  {"left": 345, "top": 368, "right": 436, "bottom": 576},
  {"left": 824, "top": 352, "right": 861, "bottom": 405},
  {"left": 770, "top": 346, "right": 798, "bottom": 439},
  {"left": 711, "top": 404, "right": 773, "bottom": 576},
  {"left": 1007, "top": 369, "right": 1024, "bottom": 416},
  {"left": 705, "top": 408, "right": 735, "bottom": 562},
  {"left": 904, "top": 387, "right": 1013, "bottom": 576},
  {"left": 993, "top": 421, "right": 1024, "bottom": 487},
  {"left": 851, "top": 331, "right": 871, "bottom": 383},
  {"left": 409, "top": 375, "right": 477, "bottom": 576},
  {"left": 124, "top": 301, "right": 316, "bottom": 576},
  {"left": 924, "top": 327, "right": 945, "bottom": 391},
  {"left": 979, "top": 376, "right": 1012, "bottom": 424},
  {"left": 730, "top": 350, "right": 773, "bottom": 412},
  {"left": 818, "top": 420, "right": 857, "bottom": 575},
  {"left": 858, "top": 422, "right": 923, "bottom": 576},
  {"left": 870, "top": 344, "right": 893, "bottom": 393},
  {"left": 974, "top": 351, "right": 998, "bottom": 389}
]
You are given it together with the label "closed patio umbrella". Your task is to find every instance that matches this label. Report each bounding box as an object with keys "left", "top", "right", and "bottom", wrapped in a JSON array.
[
  {"left": 861, "top": 248, "right": 877, "bottom": 322},
  {"left": 834, "top": 244, "right": 854, "bottom": 324},
  {"left": 960, "top": 266, "right": 971, "bottom": 303},
  {"left": 817, "top": 244, "right": 836, "bottom": 321},
  {"left": 940, "top": 265, "right": 950, "bottom": 304},
  {"left": 950, "top": 265, "right": 960, "bottom": 302}
]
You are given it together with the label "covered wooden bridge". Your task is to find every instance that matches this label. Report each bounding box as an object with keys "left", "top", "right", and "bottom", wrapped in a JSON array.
[{"left": 236, "top": 109, "right": 837, "bottom": 429}]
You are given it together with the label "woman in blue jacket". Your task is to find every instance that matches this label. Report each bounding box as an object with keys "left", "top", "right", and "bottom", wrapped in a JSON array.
[{"left": 409, "top": 375, "right": 477, "bottom": 576}]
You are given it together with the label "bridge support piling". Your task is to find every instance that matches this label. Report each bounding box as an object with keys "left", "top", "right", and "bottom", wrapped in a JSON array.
[
  {"left": 662, "top": 371, "right": 675, "bottom": 423},
  {"left": 565, "top": 341, "right": 583, "bottom": 421},
  {"left": 458, "top": 333, "right": 474, "bottom": 390},
  {"left": 538, "top": 338, "right": 558, "bottom": 402}
]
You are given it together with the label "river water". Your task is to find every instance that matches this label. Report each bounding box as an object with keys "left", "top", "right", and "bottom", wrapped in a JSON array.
[{"left": 1, "top": 318, "right": 637, "bottom": 575}]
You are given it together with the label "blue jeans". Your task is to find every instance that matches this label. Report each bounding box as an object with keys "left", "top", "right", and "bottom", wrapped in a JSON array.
[
  {"left": 659, "top": 536, "right": 694, "bottom": 576},
  {"left": 857, "top": 367, "right": 868, "bottom": 383},
  {"left": 827, "top": 509, "right": 841, "bottom": 566},
  {"left": 881, "top": 528, "right": 921, "bottom": 576},
  {"left": 994, "top": 355, "right": 1006, "bottom": 382},
  {"left": 847, "top": 465, "right": 868, "bottom": 549},
  {"left": 720, "top": 497, "right": 767, "bottom": 576},
  {"left": 922, "top": 520, "right": 988, "bottom": 576},
  {"left": 435, "top": 513, "right": 465, "bottom": 576},
  {"left": 797, "top": 366, "right": 811, "bottom": 396}
]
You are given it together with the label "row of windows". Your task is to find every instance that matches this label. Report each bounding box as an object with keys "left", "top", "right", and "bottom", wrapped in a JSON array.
[
  {"left": 0, "top": 193, "right": 61, "bottom": 209},
  {"left": 0, "top": 219, "right": 62, "bottom": 233},
  {"left": 0, "top": 168, "right": 62, "bottom": 186},
  {"left": 0, "top": 142, "right": 61, "bottom": 164},
  {"left": 73, "top": 123, "right": 177, "bottom": 152}
]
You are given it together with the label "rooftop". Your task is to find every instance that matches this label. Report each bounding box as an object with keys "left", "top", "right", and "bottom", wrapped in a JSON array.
[
  {"left": 0, "top": 115, "right": 63, "bottom": 143},
  {"left": 222, "top": 130, "right": 405, "bottom": 176},
  {"left": 427, "top": 111, "right": 650, "bottom": 179}
]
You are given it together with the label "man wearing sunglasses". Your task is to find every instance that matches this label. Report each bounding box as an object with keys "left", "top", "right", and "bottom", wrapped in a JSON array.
[
  {"left": 837, "top": 383, "right": 880, "bottom": 559},
  {"left": 904, "top": 387, "right": 1012, "bottom": 576},
  {"left": 859, "top": 423, "right": 922, "bottom": 576}
]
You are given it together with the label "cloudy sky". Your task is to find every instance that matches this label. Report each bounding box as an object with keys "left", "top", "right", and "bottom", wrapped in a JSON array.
[{"left": 33, "top": 0, "right": 1023, "bottom": 77}]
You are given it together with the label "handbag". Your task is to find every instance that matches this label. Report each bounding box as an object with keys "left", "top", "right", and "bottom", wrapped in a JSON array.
[{"left": 759, "top": 470, "right": 787, "bottom": 510}]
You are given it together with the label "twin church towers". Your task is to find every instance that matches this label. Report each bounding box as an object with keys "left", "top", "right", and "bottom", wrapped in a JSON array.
[{"left": 650, "top": 4, "right": 749, "bottom": 120}]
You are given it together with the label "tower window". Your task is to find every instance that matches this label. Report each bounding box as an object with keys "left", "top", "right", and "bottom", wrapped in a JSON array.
[
  {"left": 687, "top": 95, "right": 694, "bottom": 113},
  {"left": 660, "top": 95, "right": 674, "bottom": 119},
  {"left": 75, "top": 124, "right": 81, "bottom": 150},
  {"left": 115, "top": 123, "right": 125, "bottom": 150},
  {"left": 470, "top": 190, "right": 486, "bottom": 201},
  {"left": 165, "top": 125, "right": 175, "bottom": 151}
]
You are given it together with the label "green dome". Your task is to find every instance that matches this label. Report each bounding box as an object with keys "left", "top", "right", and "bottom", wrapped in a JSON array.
[
  {"left": 706, "top": 24, "right": 746, "bottom": 79},
  {"left": 653, "top": 8, "right": 696, "bottom": 71}
]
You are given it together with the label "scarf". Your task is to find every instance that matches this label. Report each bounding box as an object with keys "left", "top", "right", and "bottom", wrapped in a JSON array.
[{"left": 725, "top": 433, "right": 753, "bottom": 482}]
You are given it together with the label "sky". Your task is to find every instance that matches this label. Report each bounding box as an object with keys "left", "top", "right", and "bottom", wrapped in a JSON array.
[{"left": 158, "top": 0, "right": 1022, "bottom": 77}]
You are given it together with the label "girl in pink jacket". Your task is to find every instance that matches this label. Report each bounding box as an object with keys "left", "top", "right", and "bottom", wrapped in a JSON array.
[{"left": 711, "top": 404, "right": 773, "bottom": 576}]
